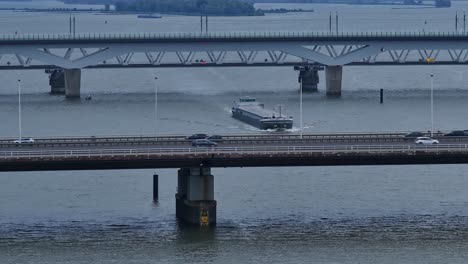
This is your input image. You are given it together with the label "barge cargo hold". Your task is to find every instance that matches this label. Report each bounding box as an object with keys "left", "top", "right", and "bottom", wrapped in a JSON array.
[{"left": 231, "top": 97, "right": 293, "bottom": 130}]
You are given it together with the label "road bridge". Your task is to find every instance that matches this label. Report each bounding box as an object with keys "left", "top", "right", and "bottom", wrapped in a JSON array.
[
  {"left": 2, "top": 132, "right": 468, "bottom": 225},
  {"left": 2, "top": 31, "right": 468, "bottom": 97}
]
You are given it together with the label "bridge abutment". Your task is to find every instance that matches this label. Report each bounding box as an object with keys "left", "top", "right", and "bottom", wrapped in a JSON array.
[
  {"left": 325, "top": 66, "right": 342, "bottom": 96},
  {"left": 176, "top": 167, "right": 216, "bottom": 226},
  {"left": 64, "top": 69, "right": 81, "bottom": 99}
]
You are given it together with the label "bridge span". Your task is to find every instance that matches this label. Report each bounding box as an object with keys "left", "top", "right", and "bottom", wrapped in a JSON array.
[
  {"left": 2, "top": 31, "right": 468, "bottom": 97},
  {"left": 2, "top": 133, "right": 468, "bottom": 226}
]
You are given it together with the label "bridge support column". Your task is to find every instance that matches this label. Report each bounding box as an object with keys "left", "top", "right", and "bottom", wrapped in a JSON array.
[
  {"left": 176, "top": 167, "right": 216, "bottom": 226},
  {"left": 299, "top": 68, "right": 319, "bottom": 92},
  {"left": 65, "top": 69, "right": 81, "bottom": 99},
  {"left": 47, "top": 69, "right": 65, "bottom": 95},
  {"left": 325, "top": 66, "right": 342, "bottom": 96}
]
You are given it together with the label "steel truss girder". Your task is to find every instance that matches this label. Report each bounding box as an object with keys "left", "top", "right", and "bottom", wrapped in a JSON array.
[{"left": 1, "top": 39, "right": 468, "bottom": 68}]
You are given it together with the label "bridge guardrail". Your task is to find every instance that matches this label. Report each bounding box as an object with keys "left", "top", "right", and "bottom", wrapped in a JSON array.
[
  {"left": 0, "top": 132, "right": 454, "bottom": 148},
  {"left": 1, "top": 144, "right": 468, "bottom": 159}
]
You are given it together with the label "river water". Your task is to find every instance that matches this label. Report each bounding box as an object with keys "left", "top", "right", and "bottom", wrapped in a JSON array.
[{"left": 1, "top": 1, "right": 468, "bottom": 263}]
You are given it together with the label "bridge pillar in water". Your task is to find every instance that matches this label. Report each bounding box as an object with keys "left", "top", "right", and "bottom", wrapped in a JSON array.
[
  {"left": 47, "top": 69, "right": 65, "bottom": 95},
  {"left": 298, "top": 67, "right": 319, "bottom": 92},
  {"left": 325, "top": 66, "right": 343, "bottom": 96},
  {"left": 64, "top": 69, "right": 81, "bottom": 99},
  {"left": 176, "top": 167, "right": 216, "bottom": 226}
]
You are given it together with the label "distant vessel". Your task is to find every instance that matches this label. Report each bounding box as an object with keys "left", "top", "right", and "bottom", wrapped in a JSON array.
[
  {"left": 137, "top": 13, "right": 162, "bottom": 19},
  {"left": 435, "top": 0, "right": 451, "bottom": 7},
  {"left": 232, "top": 97, "right": 293, "bottom": 130}
]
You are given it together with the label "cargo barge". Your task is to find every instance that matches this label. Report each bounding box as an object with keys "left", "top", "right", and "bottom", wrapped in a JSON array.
[
  {"left": 137, "top": 13, "right": 162, "bottom": 19},
  {"left": 231, "top": 97, "right": 293, "bottom": 130}
]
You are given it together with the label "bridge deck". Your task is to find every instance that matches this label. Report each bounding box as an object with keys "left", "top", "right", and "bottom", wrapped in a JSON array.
[
  {"left": 2, "top": 133, "right": 468, "bottom": 171},
  {"left": 1, "top": 31, "right": 468, "bottom": 45}
]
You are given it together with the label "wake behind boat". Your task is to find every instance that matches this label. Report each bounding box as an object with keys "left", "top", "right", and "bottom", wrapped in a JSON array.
[{"left": 231, "top": 97, "right": 293, "bottom": 130}]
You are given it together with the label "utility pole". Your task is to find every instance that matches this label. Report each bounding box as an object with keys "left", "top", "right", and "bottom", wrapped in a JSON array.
[
  {"left": 73, "top": 15, "right": 76, "bottom": 37},
  {"left": 335, "top": 12, "right": 338, "bottom": 34}
]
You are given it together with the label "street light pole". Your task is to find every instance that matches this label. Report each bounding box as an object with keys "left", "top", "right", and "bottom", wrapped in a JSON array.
[
  {"left": 17, "top": 79, "right": 22, "bottom": 142},
  {"left": 154, "top": 75, "right": 158, "bottom": 137},
  {"left": 430, "top": 74, "right": 434, "bottom": 137},
  {"left": 300, "top": 78, "right": 303, "bottom": 139}
]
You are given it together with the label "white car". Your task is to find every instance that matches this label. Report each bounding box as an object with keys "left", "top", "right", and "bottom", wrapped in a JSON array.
[
  {"left": 415, "top": 137, "right": 439, "bottom": 145},
  {"left": 13, "top": 138, "right": 35, "bottom": 144}
]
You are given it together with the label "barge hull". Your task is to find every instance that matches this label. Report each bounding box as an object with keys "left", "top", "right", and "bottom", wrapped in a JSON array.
[{"left": 232, "top": 109, "right": 292, "bottom": 130}]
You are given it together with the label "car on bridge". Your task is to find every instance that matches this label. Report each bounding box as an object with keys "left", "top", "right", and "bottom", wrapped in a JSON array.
[
  {"left": 207, "top": 135, "right": 222, "bottom": 141},
  {"left": 186, "top": 134, "right": 208, "bottom": 140},
  {"left": 415, "top": 137, "right": 439, "bottom": 145},
  {"left": 13, "top": 138, "right": 35, "bottom": 144},
  {"left": 443, "top": 130, "right": 468, "bottom": 136},
  {"left": 404, "top": 131, "right": 424, "bottom": 138},
  {"left": 191, "top": 139, "right": 217, "bottom": 147}
]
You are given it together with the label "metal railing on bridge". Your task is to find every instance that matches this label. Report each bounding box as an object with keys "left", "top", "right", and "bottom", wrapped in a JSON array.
[
  {"left": 2, "top": 143, "right": 468, "bottom": 159},
  {"left": 1, "top": 31, "right": 468, "bottom": 42},
  {"left": 0, "top": 132, "right": 453, "bottom": 148}
]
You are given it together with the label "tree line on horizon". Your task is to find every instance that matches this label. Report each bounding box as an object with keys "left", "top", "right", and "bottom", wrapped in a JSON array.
[{"left": 114, "top": 0, "right": 259, "bottom": 15}]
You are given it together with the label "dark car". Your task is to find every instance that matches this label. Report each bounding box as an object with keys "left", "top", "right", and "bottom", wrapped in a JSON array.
[
  {"left": 444, "top": 130, "right": 466, "bottom": 136},
  {"left": 207, "top": 135, "right": 222, "bottom": 141},
  {"left": 191, "top": 139, "right": 217, "bottom": 147},
  {"left": 404, "top": 132, "right": 424, "bottom": 138},
  {"left": 186, "top": 134, "right": 208, "bottom": 140}
]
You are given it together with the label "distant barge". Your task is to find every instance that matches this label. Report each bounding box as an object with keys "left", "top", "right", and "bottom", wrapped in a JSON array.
[
  {"left": 232, "top": 97, "right": 293, "bottom": 130},
  {"left": 137, "top": 13, "right": 162, "bottom": 19}
]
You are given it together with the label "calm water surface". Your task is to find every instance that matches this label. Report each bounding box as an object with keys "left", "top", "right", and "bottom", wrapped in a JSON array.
[{"left": 1, "top": 1, "right": 468, "bottom": 263}]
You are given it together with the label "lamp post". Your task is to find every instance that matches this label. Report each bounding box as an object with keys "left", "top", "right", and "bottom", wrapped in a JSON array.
[
  {"left": 154, "top": 75, "right": 159, "bottom": 137},
  {"left": 294, "top": 65, "right": 305, "bottom": 139},
  {"left": 299, "top": 78, "right": 303, "bottom": 139},
  {"left": 430, "top": 74, "right": 434, "bottom": 137},
  {"left": 17, "top": 79, "right": 22, "bottom": 142}
]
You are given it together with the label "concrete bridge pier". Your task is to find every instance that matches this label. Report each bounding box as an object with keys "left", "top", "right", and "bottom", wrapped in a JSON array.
[
  {"left": 64, "top": 69, "right": 81, "bottom": 98},
  {"left": 298, "top": 67, "right": 319, "bottom": 92},
  {"left": 47, "top": 69, "right": 65, "bottom": 95},
  {"left": 176, "top": 167, "right": 216, "bottom": 226},
  {"left": 325, "top": 66, "right": 343, "bottom": 96}
]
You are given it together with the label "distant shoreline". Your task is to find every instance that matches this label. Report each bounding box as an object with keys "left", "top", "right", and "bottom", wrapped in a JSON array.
[{"left": 0, "top": 7, "right": 315, "bottom": 16}]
